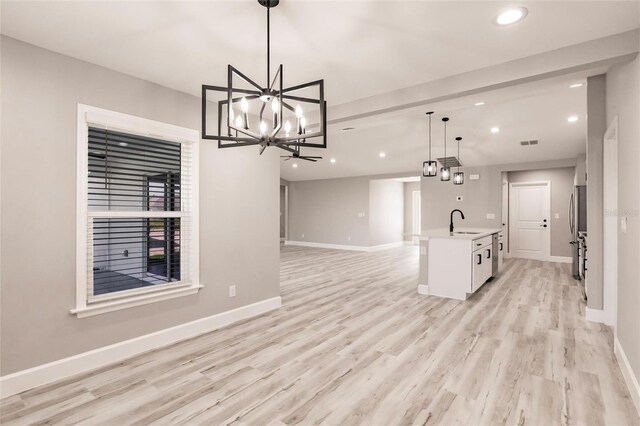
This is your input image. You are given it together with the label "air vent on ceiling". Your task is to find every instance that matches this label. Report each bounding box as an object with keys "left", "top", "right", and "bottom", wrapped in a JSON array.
[
  {"left": 437, "top": 156, "right": 461, "bottom": 168},
  {"left": 520, "top": 139, "right": 539, "bottom": 146}
]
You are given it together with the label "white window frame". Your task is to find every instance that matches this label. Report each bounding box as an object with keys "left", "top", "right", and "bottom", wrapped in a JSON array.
[{"left": 72, "top": 104, "right": 200, "bottom": 318}]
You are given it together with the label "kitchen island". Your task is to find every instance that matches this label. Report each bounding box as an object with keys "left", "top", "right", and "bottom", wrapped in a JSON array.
[{"left": 419, "top": 227, "right": 503, "bottom": 300}]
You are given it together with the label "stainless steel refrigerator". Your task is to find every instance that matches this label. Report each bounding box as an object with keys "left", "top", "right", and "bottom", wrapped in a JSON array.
[{"left": 569, "top": 185, "right": 587, "bottom": 278}]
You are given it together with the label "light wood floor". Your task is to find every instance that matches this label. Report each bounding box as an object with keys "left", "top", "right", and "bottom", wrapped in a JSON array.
[{"left": 2, "top": 245, "right": 638, "bottom": 425}]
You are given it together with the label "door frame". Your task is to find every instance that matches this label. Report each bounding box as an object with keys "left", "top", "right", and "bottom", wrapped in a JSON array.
[
  {"left": 603, "top": 116, "right": 618, "bottom": 328},
  {"left": 508, "top": 180, "right": 551, "bottom": 261},
  {"left": 412, "top": 190, "right": 421, "bottom": 245}
]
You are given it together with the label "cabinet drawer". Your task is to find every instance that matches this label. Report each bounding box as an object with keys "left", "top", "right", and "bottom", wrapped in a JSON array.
[{"left": 473, "top": 235, "right": 493, "bottom": 250}]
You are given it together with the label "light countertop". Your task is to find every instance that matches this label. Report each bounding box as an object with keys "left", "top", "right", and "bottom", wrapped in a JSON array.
[{"left": 419, "top": 227, "right": 501, "bottom": 241}]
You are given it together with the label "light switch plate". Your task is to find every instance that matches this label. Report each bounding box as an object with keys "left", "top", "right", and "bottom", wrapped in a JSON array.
[
  {"left": 621, "top": 217, "right": 627, "bottom": 233},
  {"left": 470, "top": 174, "right": 480, "bottom": 180},
  {"left": 486, "top": 213, "right": 495, "bottom": 219}
]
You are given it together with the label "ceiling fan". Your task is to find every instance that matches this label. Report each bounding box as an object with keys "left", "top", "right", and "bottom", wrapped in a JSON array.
[{"left": 280, "top": 146, "right": 322, "bottom": 162}]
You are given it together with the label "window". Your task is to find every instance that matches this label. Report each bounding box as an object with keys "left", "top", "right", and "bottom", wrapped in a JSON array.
[{"left": 73, "top": 105, "right": 200, "bottom": 318}]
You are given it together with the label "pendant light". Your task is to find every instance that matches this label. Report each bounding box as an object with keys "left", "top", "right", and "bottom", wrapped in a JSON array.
[
  {"left": 422, "top": 112, "right": 437, "bottom": 177},
  {"left": 453, "top": 137, "right": 464, "bottom": 185},
  {"left": 201, "top": 0, "right": 327, "bottom": 155},
  {"left": 440, "top": 117, "right": 451, "bottom": 181}
]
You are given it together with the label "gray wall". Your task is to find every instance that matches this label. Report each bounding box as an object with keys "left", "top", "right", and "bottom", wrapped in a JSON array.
[
  {"left": 586, "top": 75, "right": 607, "bottom": 310},
  {"left": 507, "top": 167, "right": 575, "bottom": 258},
  {"left": 288, "top": 176, "right": 371, "bottom": 246},
  {"left": 0, "top": 37, "right": 280, "bottom": 375},
  {"left": 403, "top": 182, "right": 420, "bottom": 241},
  {"left": 606, "top": 54, "right": 640, "bottom": 388},
  {"left": 575, "top": 154, "right": 587, "bottom": 186},
  {"left": 369, "top": 179, "right": 404, "bottom": 246}
]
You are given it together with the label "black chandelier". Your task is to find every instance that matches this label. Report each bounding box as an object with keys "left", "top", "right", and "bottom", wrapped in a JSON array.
[
  {"left": 440, "top": 117, "right": 451, "bottom": 181},
  {"left": 422, "top": 112, "right": 437, "bottom": 177},
  {"left": 201, "top": 0, "right": 327, "bottom": 155},
  {"left": 453, "top": 137, "right": 464, "bottom": 185}
]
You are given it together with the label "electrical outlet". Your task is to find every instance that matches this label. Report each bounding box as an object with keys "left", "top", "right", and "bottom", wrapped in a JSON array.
[{"left": 229, "top": 285, "right": 236, "bottom": 297}]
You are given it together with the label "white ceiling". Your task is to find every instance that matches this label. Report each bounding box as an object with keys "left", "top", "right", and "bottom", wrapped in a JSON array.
[
  {"left": 2, "top": 1, "right": 637, "bottom": 181},
  {"left": 1, "top": 1, "right": 638, "bottom": 106},
  {"left": 280, "top": 72, "right": 589, "bottom": 181}
]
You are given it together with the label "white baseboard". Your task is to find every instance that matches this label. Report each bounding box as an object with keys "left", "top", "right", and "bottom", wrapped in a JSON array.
[
  {"left": 0, "top": 296, "right": 281, "bottom": 398},
  {"left": 615, "top": 337, "right": 640, "bottom": 417},
  {"left": 549, "top": 256, "right": 572, "bottom": 263},
  {"left": 368, "top": 241, "right": 405, "bottom": 251},
  {"left": 418, "top": 284, "right": 429, "bottom": 295},
  {"left": 284, "top": 240, "right": 405, "bottom": 252},
  {"left": 586, "top": 307, "right": 605, "bottom": 323}
]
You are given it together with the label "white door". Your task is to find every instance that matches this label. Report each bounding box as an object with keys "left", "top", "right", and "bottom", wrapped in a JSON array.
[
  {"left": 509, "top": 182, "right": 550, "bottom": 260},
  {"left": 412, "top": 191, "right": 421, "bottom": 245}
]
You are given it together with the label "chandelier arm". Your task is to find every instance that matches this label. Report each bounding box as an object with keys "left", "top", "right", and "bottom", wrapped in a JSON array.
[
  {"left": 282, "top": 79, "right": 324, "bottom": 93},
  {"left": 229, "top": 65, "right": 264, "bottom": 92},
  {"left": 203, "top": 84, "right": 260, "bottom": 96},
  {"left": 281, "top": 94, "right": 321, "bottom": 104},
  {"left": 275, "top": 144, "right": 297, "bottom": 154}
]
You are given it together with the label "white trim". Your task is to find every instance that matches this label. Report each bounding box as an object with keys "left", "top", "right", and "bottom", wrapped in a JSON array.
[
  {"left": 418, "top": 284, "right": 429, "bottom": 295},
  {"left": 71, "top": 284, "right": 203, "bottom": 318},
  {"left": 548, "top": 256, "right": 572, "bottom": 263},
  {"left": 586, "top": 307, "right": 606, "bottom": 323},
  {"left": 0, "top": 296, "right": 281, "bottom": 398},
  {"left": 284, "top": 240, "right": 405, "bottom": 252},
  {"left": 603, "top": 116, "right": 619, "bottom": 329},
  {"left": 614, "top": 337, "right": 640, "bottom": 417},
  {"left": 368, "top": 241, "right": 405, "bottom": 251},
  {"left": 75, "top": 104, "right": 200, "bottom": 317}
]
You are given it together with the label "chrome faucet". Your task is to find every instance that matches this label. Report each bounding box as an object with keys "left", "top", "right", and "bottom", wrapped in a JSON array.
[{"left": 450, "top": 209, "right": 465, "bottom": 233}]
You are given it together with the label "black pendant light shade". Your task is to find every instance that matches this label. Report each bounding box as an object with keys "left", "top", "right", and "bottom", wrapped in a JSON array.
[
  {"left": 422, "top": 112, "right": 437, "bottom": 177},
  {"left": 440, "top": 117, "right": 451, "bottom": 181},
  {"left": 453, "top": 136, "right": 464, "bottom": 185}
]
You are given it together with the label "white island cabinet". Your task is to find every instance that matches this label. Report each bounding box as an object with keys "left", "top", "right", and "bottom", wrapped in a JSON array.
[{"left": 420, "top": 228, "right": 502, "bottom": 300}]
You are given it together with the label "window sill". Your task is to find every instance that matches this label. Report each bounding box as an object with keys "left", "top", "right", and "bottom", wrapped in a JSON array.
[{"left": 70, "top": 284, "right": 203, "bottom": 318}]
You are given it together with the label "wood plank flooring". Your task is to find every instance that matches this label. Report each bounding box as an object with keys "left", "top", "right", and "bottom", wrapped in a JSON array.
[{"left": 2, "top": 245, "right": 638, "bottom": 425}]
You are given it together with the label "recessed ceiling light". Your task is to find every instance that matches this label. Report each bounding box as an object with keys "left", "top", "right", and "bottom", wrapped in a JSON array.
[
  {"left": 568, "top": 115, "right": 579, "bottom": 123},
  {"left": 379, "top": 152, "right": 386, "bottom": 158},
  {"left": 475, "top": 102, "right": 485, "bottom": 106},
  {"left": 292, "top": 163, "right": 298, "bottom": 168},
  {"left": 119, "top": 142, "right": 128, "bottom": 147},
  {"left": 496, "top": 7, "right": 528, "bottom": 25},
  {"left": 491, "top": 127, "right": 500, "bottom": 134},
  {"left": 330, "top": 158, "right": 336, "bottom": 163},
  {"left": 569, "top": 83, "right": 584, "bottom": 89}
]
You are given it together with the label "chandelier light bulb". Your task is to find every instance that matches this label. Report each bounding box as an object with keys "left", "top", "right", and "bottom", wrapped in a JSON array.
[
  {"left": 284, "top": 120, "right": 292, "bottom": 136},
  {"left": 271, "top": 98, "right": 279, "bottom": 113},
  {"left": 259, "top": 120, "right": 267, "bottom": 136},
  {"left": 300, "top": 117, "right": 306, "bottom": 130},
  {"left": 240, "top": 97, "right": 249, "bottom": 113},
  {"left": 295, "top": 104, "right": 304, "bottom": 118},
  {"left": 235, "top": 115, "right": 243, "bottom": 127}
]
